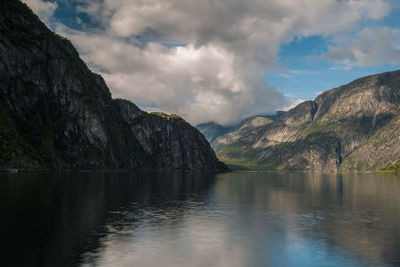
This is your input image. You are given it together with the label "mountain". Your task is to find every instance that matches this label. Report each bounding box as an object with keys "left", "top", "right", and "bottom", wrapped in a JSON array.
[
  {"left": 211, "top": 116, "right": 274, "bottom": 151},
  {"left": 0, "top": 0, "right": 227, "bottom": 171},
  {"left": 218, "top": 70, "right": 400, "bottom": 172},
  {"left": 197, "top": 112, "right": 285, "bottom": 151},
  {"left": 195, "top": 122, "right": 233, "bottom": 144}
]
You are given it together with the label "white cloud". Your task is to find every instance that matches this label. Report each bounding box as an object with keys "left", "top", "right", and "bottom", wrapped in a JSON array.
[
  {"left": 314, "top": 91, "right": 324, "bottom": 96},
  {"left": 326, "top": 27, "right": 400, "bottom": 68},
  {"left": 30, "top": 0, "right": 391, "bottom": 125},
  {"left": 282, "top": 98, "right": 306, "bottom": 111},
  {"left": 22, "top": 0, "right": 57, "bottom": 23}
]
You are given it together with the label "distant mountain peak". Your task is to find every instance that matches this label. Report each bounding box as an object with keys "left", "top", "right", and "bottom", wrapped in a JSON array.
[{"left": 197, "top": 111, "right": 286, "bottom": 151}]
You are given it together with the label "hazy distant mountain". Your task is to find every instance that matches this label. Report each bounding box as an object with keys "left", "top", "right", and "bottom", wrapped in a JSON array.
[
  {"left": 218, "top": 70, "right": 400, "bottom": 172},
  {"left": 0, "top": 0, "right": 227, "bottom": 171},
  {"left": 195, "top": 123, "right": 233, "bottom": 144},
  {"left": 197, "top": 112, "right": 285, "bottom": 151}
]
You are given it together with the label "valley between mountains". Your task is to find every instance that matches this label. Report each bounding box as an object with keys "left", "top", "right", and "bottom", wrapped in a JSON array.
[{"left": 1, "top": 0, "right": 399, "bottom": 173}]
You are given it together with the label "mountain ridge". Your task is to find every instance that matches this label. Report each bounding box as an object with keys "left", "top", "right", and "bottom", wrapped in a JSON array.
[{"left": 217, "top": 70, "right": 400, "bottom": 172}]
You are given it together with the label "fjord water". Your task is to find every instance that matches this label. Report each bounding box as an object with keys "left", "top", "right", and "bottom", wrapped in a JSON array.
[{"left": 1, "top": 172, "right": 399, "bottom": 267}]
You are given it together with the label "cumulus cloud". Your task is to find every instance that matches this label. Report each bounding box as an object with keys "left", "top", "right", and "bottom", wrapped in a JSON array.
[
  {"left": 326, "top": 27, "right": 400, "bottom": 69},
  {"left": 22, "top": 0, "right": 57, "bottom": 23},
  {"left": 31, "top": 0, "right": 390, "bottom": 125}
]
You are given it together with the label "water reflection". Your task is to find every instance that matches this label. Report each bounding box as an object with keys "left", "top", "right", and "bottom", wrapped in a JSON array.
[
  {"left": 0, "top": 171, "right": 216, "bottom": 267},
  {"left": 211, "top": 173, "right": 400, "bottom": 266},
  {"left": 1, "top": 172, "right": 399, "bottom": 266}
]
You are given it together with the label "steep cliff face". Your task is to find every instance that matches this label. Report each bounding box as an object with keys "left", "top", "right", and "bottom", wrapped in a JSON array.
[
  {"left": 115, "top": 100, "right": 226, "bottom": 170},
  {"left": 340, "top": 113, "right": 400, "bottom": 171},
  {"left": 0, "top": 0, "right": 227, "bottom": 171},
  {"left": 218, "top": 70, "right": 400, "bottom": 171}
]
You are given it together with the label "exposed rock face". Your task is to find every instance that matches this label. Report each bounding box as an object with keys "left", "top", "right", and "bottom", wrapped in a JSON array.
[
  {"left": 0, "top": 0, "right": 227, "bottom": 171},
  {"left": 340, "top": 113, "right": 400, "bottom": 171},
  {"left": 218, "top": 70, "right": 400, "bottom": 172},
  {"left": 115, "top": 100, "right": 226, "bottom": 170}
]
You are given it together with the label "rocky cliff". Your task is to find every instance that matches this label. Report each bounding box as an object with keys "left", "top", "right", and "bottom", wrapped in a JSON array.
[
  {"left": 0, "top": 0, "right": 227, "bottom": 171},
  {"left": 218, "top": 70, "right": 400, "bottom": 172}
]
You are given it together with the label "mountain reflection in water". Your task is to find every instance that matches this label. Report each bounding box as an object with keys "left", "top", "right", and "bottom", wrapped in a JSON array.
[{"left": 1, "top": 172, "right": 399, "bottom": 266}]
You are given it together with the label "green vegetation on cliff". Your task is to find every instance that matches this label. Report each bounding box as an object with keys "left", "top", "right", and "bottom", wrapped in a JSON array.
[{"left": 379, "top": 161, "right": 400, "bottom": 174}]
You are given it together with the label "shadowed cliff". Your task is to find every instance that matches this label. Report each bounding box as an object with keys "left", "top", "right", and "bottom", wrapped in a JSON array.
[{"left": 0, "top": 0, "right": 227, "bottom": 171}]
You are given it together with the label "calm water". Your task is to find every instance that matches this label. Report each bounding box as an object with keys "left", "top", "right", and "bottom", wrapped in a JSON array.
[{"left": 1, "top": 172, "right": 400, "bottom": 267}]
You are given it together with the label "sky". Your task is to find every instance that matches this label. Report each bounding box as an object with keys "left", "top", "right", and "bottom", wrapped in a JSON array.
[{"left": 23, "top": 0, "right": 400, "bottom": 126}]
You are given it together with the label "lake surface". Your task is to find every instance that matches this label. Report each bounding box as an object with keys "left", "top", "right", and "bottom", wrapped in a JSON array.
[{"left": 1, "top": 171, "right": 399, "bottom": 267}]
